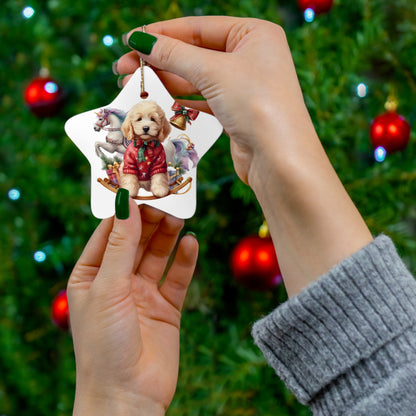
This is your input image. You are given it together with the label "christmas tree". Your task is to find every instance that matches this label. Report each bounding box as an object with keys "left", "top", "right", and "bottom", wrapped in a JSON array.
[{"left": 1, "top": 0, "right": 416, "bottom": 415}]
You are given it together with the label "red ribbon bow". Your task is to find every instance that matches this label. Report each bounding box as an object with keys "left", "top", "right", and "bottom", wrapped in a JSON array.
[{"left": 170, "top": 102, "right": 200, "bottom": 125}]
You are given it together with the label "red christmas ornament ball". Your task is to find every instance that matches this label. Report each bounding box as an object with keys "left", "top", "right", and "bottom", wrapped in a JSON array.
[
  {"left": 24, "top": 76, "right": 64, "bottom": 117},
  {"left": 51, "top": 290, "right": 69, "bottom": 330},
  {"left": 370, "top": 111, "right": 411, "bottom": 153},
  {"left": 298, "top": 0, "right": 334, "bottom": 14},
  {"left": 230, "top": 235, "right": 282, "bottom": 290}
]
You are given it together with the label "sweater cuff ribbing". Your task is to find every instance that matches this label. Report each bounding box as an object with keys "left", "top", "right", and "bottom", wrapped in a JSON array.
[{"left": 251, "top": 235, "right": 416, "bottom": 408}]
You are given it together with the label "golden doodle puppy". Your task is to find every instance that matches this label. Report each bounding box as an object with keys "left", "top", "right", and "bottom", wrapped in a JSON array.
[{"left": 120, "top": 101, "right": 171, "bottom": 198}]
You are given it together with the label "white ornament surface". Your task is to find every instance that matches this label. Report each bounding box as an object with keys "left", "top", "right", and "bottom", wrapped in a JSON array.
[{"left": 65, "top": 66, "right": 223, "bottom": 219}]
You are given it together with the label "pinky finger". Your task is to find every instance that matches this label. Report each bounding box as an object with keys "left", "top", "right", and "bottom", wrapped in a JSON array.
[{"left": 159, "top": 233, "right": 199, "bottom": 311}]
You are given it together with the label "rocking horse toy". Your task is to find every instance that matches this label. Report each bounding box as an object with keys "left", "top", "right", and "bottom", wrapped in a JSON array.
[{"left": 93, "top": 108, "right": 130, "bottom": 159}]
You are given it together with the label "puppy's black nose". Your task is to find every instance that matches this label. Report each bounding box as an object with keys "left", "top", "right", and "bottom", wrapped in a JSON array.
[{"left": 143, "top": 126, "right": 150, "bottom": 133}]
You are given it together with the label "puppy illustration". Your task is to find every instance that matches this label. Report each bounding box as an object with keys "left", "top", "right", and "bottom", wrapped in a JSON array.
[{"left": 119, "top": 101, "right": 171, "bottom": 198}]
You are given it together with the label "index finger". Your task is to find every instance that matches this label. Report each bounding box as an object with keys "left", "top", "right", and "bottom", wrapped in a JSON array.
[
  {"left": 71, "top": 217, "right": 113, "bottom": 272},
  {"left": 139, "top": 16, "right": 244, "bottom": 51}
]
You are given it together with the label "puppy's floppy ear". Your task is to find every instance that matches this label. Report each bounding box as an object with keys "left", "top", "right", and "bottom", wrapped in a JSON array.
[
  {"left": 121, "top": 115, "right": 135, "bottom": 141},
  {"left": 159, "top": 112, "right": 171, "bottom": 141}
]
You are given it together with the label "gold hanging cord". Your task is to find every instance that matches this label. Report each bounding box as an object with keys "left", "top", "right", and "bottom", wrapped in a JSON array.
[{"left": 140, "top": 26, "right": 149, "bottom": 99}]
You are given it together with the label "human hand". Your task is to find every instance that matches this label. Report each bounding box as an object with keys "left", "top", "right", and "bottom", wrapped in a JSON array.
[
  {"left": 67, "top": 199, "right": 198, "bottom": 415},
  {"left": 116, "top": 17, "right": 372, "bottom": 297},
  {"left": 115, "top": 16, "right": 315, "bottom": 186}
]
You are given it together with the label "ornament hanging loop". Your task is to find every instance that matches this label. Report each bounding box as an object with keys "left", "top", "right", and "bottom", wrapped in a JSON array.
[
  {"left": 385, "top": 85, "right": 398, "bottom": 112},
  {"left": 140, "top": 26, "right": 149, "bottom": 99},
  {"left": 384, "top": 94, "right": 398, "bottom": 112},
  {"left": 258, "top": 220, "right": 270, "bottom": 238}
]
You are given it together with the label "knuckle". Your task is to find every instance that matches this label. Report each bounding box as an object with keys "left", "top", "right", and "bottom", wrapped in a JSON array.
[
  {"left": 157, "top": 40, "right": 179, "bottom": 69},
  {"left": 273, "top": 24, "right": 288, "bottom": 41},
  {"left": 106, "top": 228, "right": 126, "bottom": 251}
]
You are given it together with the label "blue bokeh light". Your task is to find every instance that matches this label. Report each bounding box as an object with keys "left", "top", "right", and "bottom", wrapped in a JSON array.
[
  {"left": 8, "top": 189, "right": 21, "bottom": 200},
  {"left": 304, "top": 8, "right": 315, "bottom": 22},
  {"left": 356, "top": 83, "right": 368, "bottom": 98},
  {"left": 374, "top": 146, "right": 387, "bottom": 163},
  {"left": 22, "top": 6, "right": 35, "bottom": 19},
  {"left": 44, "top": 81, "right": 58, "bottom": 94},
  {"left": 34, "top": 250, "right": 47, "bottom": 263},
  {"left": 103, "top": 35, "right": 114, "bottom": 46}
]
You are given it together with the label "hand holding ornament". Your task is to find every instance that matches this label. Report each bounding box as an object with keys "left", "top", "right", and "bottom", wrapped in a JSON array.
[
  {"left": 116, "top": 16, "right": 372, "bottom": 296},
  {"left": 68, "top": 198, "right": 198, "bottom": 416}
]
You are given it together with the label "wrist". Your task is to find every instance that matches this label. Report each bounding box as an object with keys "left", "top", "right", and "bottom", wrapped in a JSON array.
[
  {"left": 246, "top": 112, "right": 321, "bottom": 196},
  {"left": 73, "top": 389, "right": 165, "bottom": 416},
  {"left": 245, "top": 116, "right": 372, "bottom": 296}
]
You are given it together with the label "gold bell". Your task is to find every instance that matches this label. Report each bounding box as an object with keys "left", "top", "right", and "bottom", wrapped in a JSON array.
[{"left": 170, "top": 115, "right": 187, "bottom": 130}]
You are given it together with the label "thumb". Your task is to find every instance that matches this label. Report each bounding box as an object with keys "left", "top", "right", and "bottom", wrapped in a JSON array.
[
  {"left": 96, "top": 190, "right": 142, "bottom": 285},
  {"left": 126, "top": 30, "right": 218, "bottom": 93}
]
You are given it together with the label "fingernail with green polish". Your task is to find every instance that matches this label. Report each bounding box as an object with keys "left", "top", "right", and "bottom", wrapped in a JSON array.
[
  {"left": 117, "top": 75, "right": 124, "bottom": 89},
  {"left": 186, "top": 231, "right": 197, "bottom": 239},
  {"left": 128, "top": 31, "right": 157, "bottom": 55},
  {"left": 112, "top": 60, "right": 119, "bottom": 76},
  {"left": 116, "top": 188, "right": 129, "bottom": 220}
]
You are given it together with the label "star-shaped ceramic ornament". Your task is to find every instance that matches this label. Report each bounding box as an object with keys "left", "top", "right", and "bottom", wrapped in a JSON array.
[{"left": 65, "top": 66, "right": 223, "bottom": 219}]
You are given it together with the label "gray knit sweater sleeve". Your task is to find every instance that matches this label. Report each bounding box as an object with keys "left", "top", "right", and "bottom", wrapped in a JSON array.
[{"left": 252, "top": 235, "right": 416, "bottom": 416}]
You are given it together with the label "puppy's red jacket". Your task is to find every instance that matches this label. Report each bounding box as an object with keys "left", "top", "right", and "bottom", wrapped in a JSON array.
[{"left": 123, "top": 139, "right": 167, "bottom": 181}]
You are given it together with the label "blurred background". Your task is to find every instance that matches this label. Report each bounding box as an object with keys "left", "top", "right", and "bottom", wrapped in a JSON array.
[{"left": 1, "top": 0, "right": 416, "bottom": 414}]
